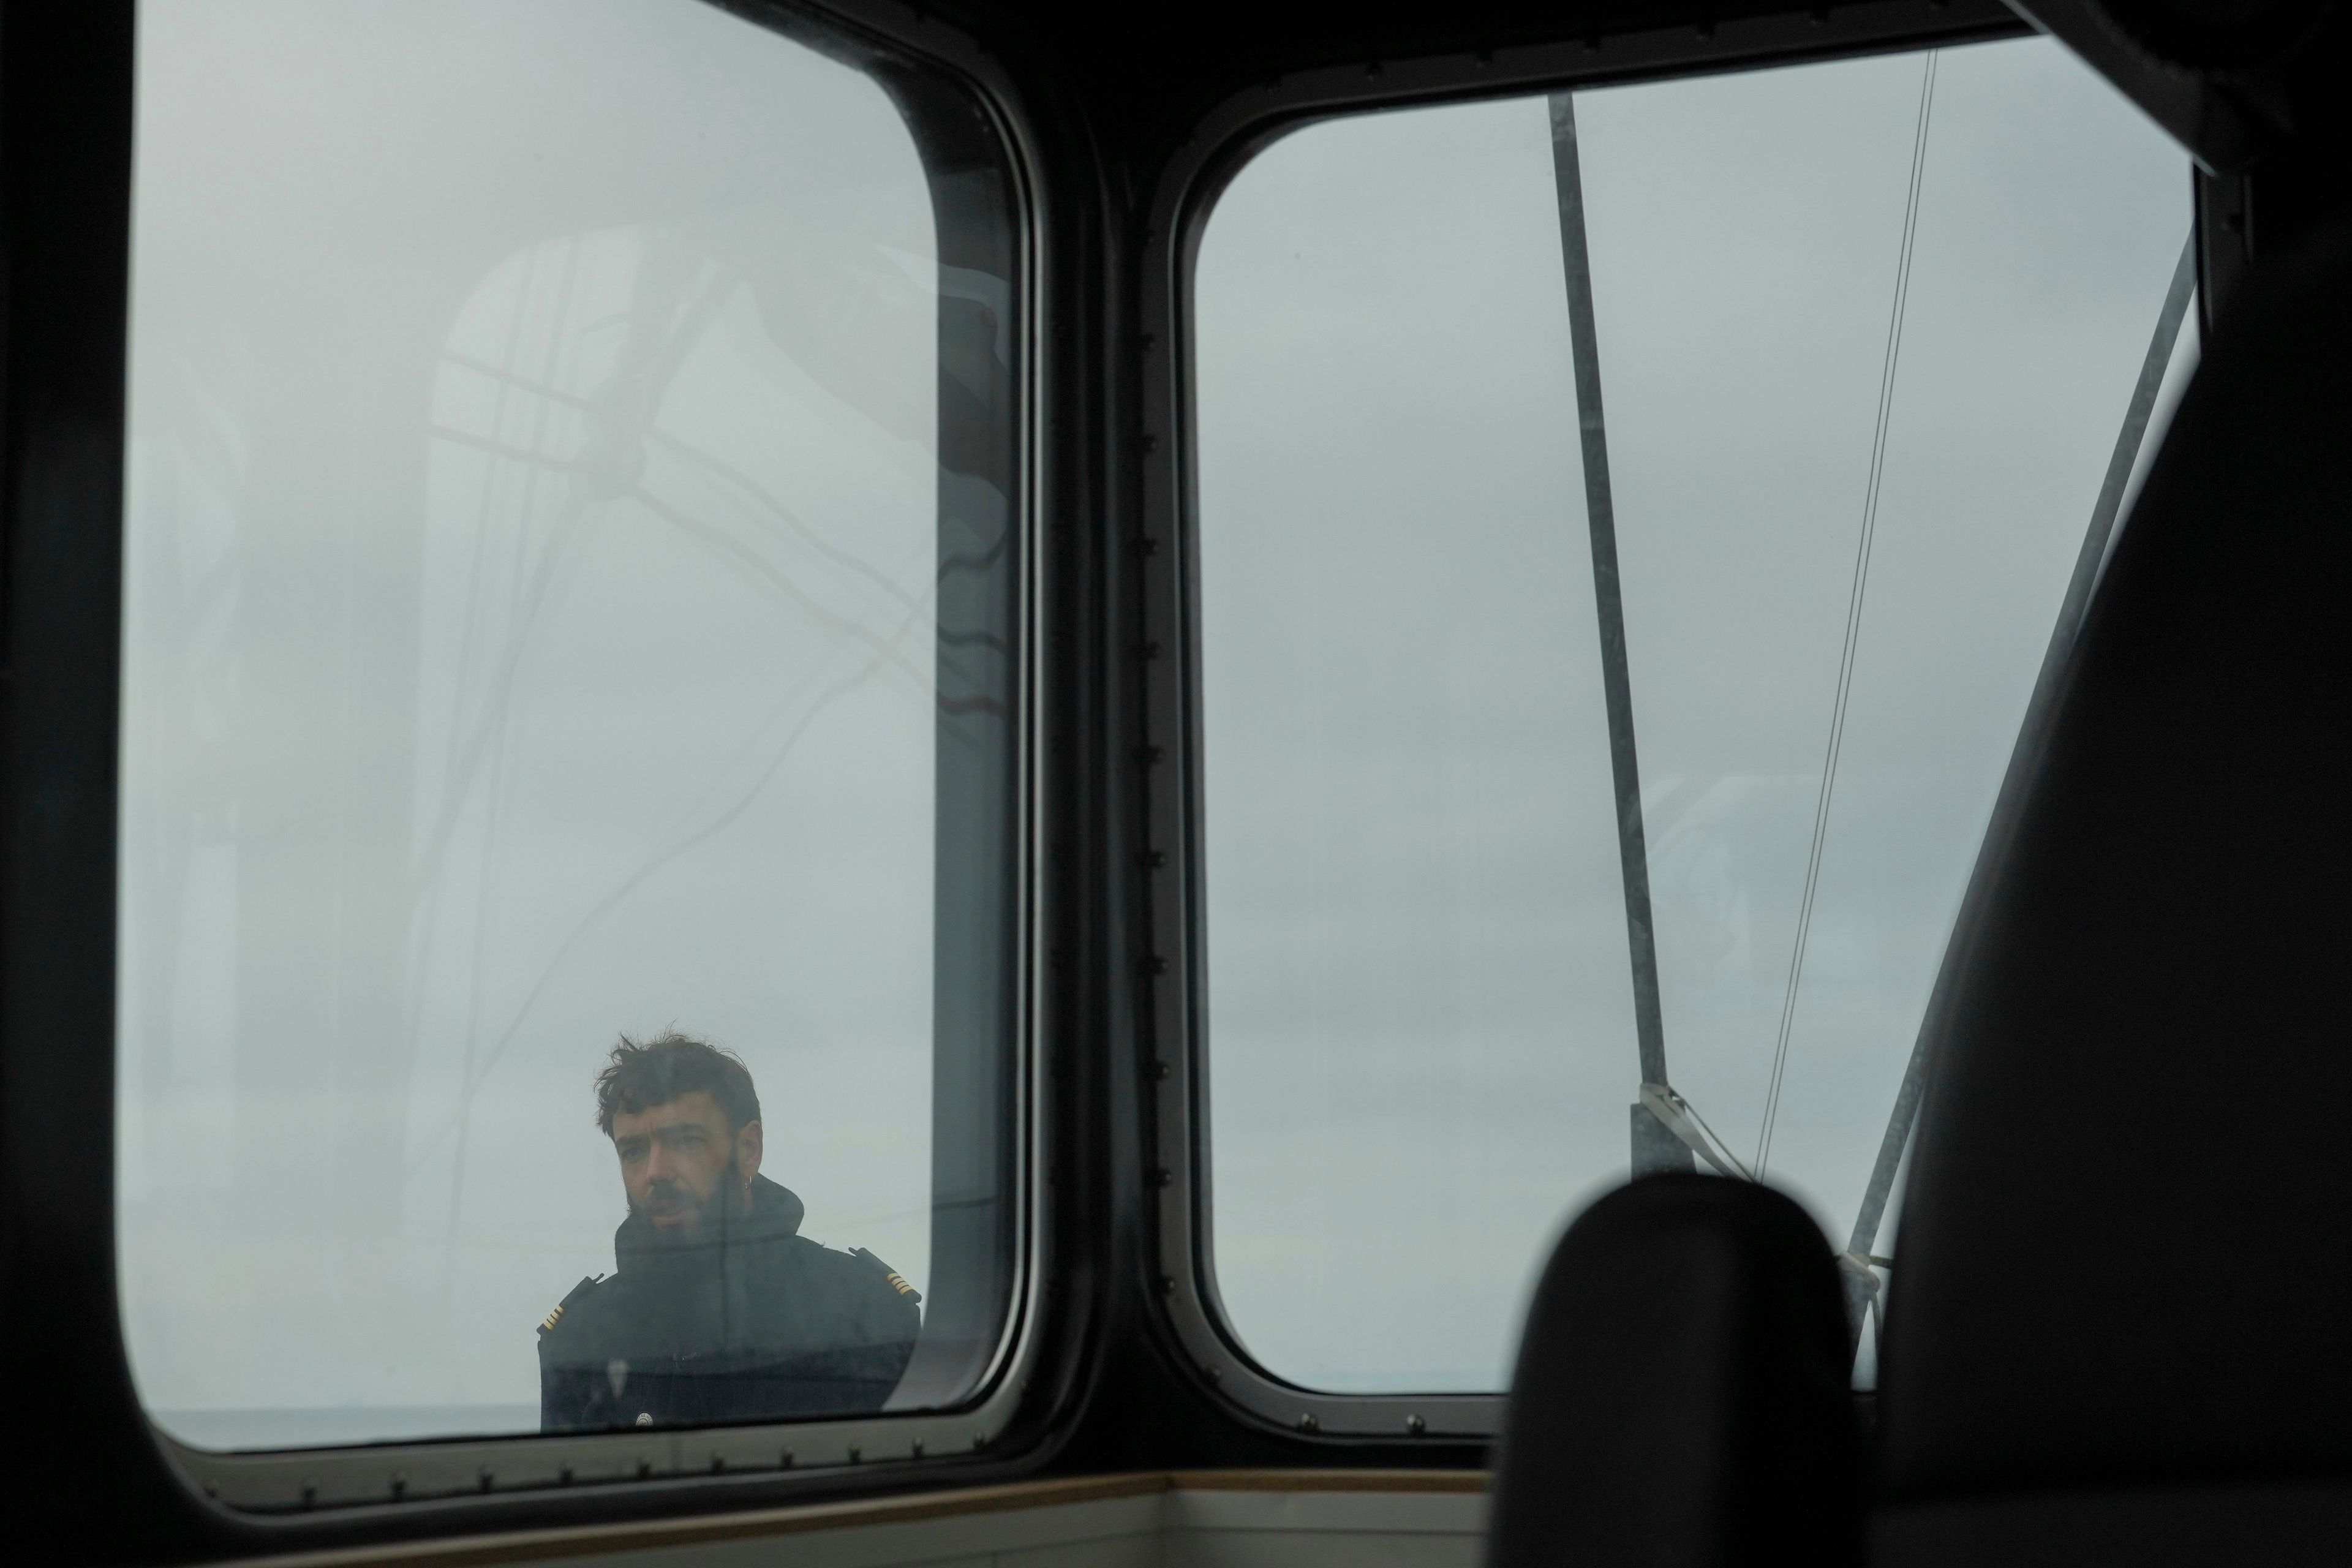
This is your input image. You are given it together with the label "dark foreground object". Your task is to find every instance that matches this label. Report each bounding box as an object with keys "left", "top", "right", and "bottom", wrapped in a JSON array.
[
  {"left": 1870, "top": 217, "right": 2352, "bottom": 1564},
  {"left": 1487, "top": 1174, "right": 1861, "bottom": 1568}
]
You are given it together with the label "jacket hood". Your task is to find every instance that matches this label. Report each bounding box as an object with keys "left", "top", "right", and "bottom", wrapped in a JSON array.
[
  {"left": 596, "top": 1175, "right": 811, "bottom": 1355},
  {"left": 747, "top": 1174, "right": 806, "bottom": 1239}
]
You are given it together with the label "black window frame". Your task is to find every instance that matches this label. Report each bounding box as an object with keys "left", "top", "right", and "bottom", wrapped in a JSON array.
[
  {"left": 1, "top": 0, "right": 1074, "bottom": 1542},
  {"left": 1125, "top": 0, "right": 2175, "bottom": 1442}
]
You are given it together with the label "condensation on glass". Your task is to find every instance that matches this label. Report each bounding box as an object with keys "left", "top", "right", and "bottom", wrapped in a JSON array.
[
  {"left": 1192, "top": 36, "right": 2191, "bottom": 1395},
  {"left": 117, "top": 0, "right": 1024, "bottom": 1450}
]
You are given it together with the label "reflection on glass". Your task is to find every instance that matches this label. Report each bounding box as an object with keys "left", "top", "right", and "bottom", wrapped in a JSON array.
[
  {"left": 537, "top": 1036, "right": 921, "bottom": 1430},
  {"left": 117, "top": 0, "right": 1022, "bottom": 1450},
  {"left": 1194, "top": 36, "right": 2189, "bottom": 1393}
]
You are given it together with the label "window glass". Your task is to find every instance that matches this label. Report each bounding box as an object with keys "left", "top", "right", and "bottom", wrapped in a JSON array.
[
  {"left": 118, "top": 0, "right": 1022, "bottom": 1449},
  {"left": 1194, "top": 36, "right": 2190, "bottom": 1393}
]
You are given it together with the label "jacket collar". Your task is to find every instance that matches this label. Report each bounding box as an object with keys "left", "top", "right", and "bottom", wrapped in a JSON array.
[{"left": 612, "top": 1174, "right": 805, "bottom": 1270}]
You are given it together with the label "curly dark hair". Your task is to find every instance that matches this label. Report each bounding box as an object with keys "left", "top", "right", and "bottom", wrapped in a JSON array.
[{"left": 593, "top": 1031, "right": 761, "bottom": 1137}]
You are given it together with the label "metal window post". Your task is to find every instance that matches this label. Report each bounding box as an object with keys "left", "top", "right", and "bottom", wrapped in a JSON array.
[{"left": 1548, "top": 92, "right": 1689, "bottom": 1178}]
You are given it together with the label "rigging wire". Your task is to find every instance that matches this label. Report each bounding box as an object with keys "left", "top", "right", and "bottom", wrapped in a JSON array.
[{"left": 1756, "top": 51, "right": 1939, "bottom": 1176}]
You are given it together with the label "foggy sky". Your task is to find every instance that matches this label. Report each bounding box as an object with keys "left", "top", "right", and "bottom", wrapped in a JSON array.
[{"left": 1195, "top": 36, "right": 2190, "bottom": 1392}]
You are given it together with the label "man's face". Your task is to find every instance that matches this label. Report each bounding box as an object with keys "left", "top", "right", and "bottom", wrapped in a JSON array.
[{"left": 609, "top": 1091, "right": 763, "bottom": 1240}]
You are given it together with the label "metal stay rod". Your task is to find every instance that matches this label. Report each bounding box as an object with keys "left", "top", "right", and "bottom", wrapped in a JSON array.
[
  {"left": 1550, "top": 92, "right": 1681, "bottom": 1176},
  {"left": 1844, "top": 233, "right": 2199, "bottom": 1261}
]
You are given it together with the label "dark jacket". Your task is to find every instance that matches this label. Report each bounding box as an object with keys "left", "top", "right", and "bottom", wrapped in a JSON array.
[{"left": 537, "top": 1176, "right": 921, "bottom": 1431}]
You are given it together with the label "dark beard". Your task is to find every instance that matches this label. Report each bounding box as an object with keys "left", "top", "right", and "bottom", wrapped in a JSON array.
[
  {"left": 626, "top": 1192, "right": 724, "bottom": 1254},
  {"left": 612, "top": 1183, "right": 736, "bottom": 1347},
  {"left": 617, "top": 1156, "right": 747, "bottom": 1267}
]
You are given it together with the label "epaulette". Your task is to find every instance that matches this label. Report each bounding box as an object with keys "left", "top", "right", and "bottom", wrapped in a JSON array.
[
  {"left": 538, "top": 1273, "right": 603, "bottom": 1338},
  {"left": 851, "top": 1247, "right": 921, "bottom": 1304}
]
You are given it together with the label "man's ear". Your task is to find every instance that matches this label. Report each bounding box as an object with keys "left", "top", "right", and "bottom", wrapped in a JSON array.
[{"left": 736, "top": 1119, "right": 764, "bottom": 1186}]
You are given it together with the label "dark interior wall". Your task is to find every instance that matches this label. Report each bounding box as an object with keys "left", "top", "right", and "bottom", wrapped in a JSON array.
[{"left": 1, "top": 0, "right": 154, "bottom": 1555}]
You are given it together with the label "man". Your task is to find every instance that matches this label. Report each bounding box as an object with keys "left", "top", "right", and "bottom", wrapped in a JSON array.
[{"left": 537, "top": 1033, "right": 921, "bottom": 1431}]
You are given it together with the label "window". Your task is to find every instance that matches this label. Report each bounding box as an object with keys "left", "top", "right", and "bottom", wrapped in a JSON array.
[
  {"left": 1190, "top": 36, "right": 2191, "bottom": 1395},
  {"left": 118, "top": 0, "right": 1025, "bottom": 1457}
]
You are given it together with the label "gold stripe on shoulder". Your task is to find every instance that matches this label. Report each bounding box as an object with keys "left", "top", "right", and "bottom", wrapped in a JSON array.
[
  {"left": 541, "top": 1305, "right": 566, "bottom": 1333},
  {"left": 886, "top": 1271, "right": 914, "bottom": 1296}
]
